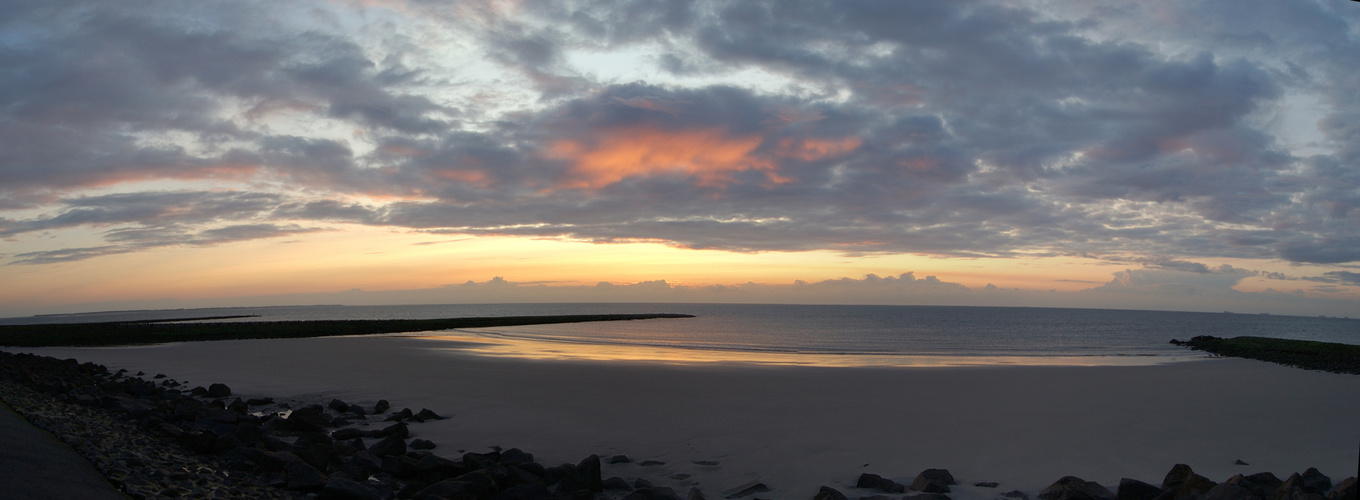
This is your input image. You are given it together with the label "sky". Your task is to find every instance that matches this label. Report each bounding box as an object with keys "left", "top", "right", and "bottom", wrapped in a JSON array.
[{"left": 2, "top": 0, "right": 1359, "bottom": 318}]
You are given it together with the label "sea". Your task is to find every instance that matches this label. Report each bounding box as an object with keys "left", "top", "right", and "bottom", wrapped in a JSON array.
[{"left": 5, "top": 303, "right": 1357, "bottom": 367}]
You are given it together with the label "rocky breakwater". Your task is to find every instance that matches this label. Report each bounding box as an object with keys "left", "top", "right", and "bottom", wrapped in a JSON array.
[
  {"left": 817, "top": 463, "right": 1356, "bottom": 500},
  {"left": 0, "top": 351, "right": 615, "bottom": 500}
]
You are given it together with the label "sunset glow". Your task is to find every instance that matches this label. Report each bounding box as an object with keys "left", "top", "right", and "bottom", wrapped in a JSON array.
[{"left": 1, "top": 0, "right": 1358, "bottom": 317}]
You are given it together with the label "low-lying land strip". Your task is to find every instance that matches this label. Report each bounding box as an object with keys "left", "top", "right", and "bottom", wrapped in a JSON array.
[
  {"left": 0, "top": 313, "right": 695, "bottom": 348},
  {"left": 1171, "top": 336, "right": 1360, "bottom": 375}
]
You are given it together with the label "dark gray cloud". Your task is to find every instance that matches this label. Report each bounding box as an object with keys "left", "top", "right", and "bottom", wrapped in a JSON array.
[{"left": 1, "top": 0, "right": 1357, "bottom": 282}]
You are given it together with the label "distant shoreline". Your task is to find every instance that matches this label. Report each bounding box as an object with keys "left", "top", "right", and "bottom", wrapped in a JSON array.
[{"left": 0, "top": 314, "right": 695, "bottom": 348}]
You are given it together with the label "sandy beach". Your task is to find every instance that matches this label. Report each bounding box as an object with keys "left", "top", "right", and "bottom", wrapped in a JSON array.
[{"left": 19, "top": 334, "right": 1360, "bottom": 499}]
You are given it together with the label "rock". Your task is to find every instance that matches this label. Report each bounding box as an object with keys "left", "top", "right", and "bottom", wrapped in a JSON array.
[
  {"left": 1038, "top": 476, "right": 1115, "bottom": 500},
  {"left": 1236, "top": 460, "right": 1250, "bottom": 466},
  {"left": 227, "top": 398, "right": 249, "bottom": 413},
  {"left": 380, "top": 421, "right": 409, "bottom": 438},
  {"left": 858, "top": 473, "right": 908, "bottom": 493},
  {"left": 689, "top": 487, "right": 709, "bottom": 500},
  {"left": 412, "top": 408, "right": 444, "bottom": 421},
  {"left": 207, "top": 383, "right": 231, "bottom": 398},
  {"left": 554, "top": 455, "right": 603, "bottom": 494},
  {"left": 409, "top": 439, "right": 436, "bottom": 450},
  {"left": 367, "top": 434, "right": 407, "bottom": 457},
  {"left": 1328, "top": 478, "right": 1357, "bottom": 500},
  {"left": 625, "top": 487, "right": 683, "bottom": 500},
  {"left": 977, "top": 482, "right": 1001, "bottom": 488},
  {"left": 1118, "top": 478, "right": 1164, "bottom": 500},
  {"left": 413, "top": 478, "right": 493, "bottom": 500},
  {"left": 346, "top": 404, "right": 366, "bottom": 415},
  {"left": 286, "top": 405, "right": 332, "bottom": 432},
  {"left": 1004, "top": 491, "right": 1031, "bottom": 500},
  {"left": 1228, "top": 472, "right": 1283, "bottom": 499},
  {"left": 1160, "top": 464, "right": 1217, "bottom": 500},
  {"left": 292, "top": 432, "right": 336, "bottom": 471},
  {"left": 1203, "top": 483, "right": 1257, "bottom": 500},
  {"left": 1301, "top": 469, "right": 1333, "bottom": 495},
  {"left": 331, "top": 428, "right": 363, "bottom": 440},
  {"left": 320, "top": 476, "right": 382, "bottom": 500},
  {"left": 372, "top": 400, "right": 390, "bottom": 414},
  {"left": 495, "top": 483, "right": 553, "bottom": 499},
  {"left": 722, "top": 480, "right": 770, "bottom": 499},
  {"left": 604, "top": 476, "right": 633, "bottom": 491},
  {"left": 913, "top": 469, "right": 957, "bottom": 493},
  {"left": 246, "top": 397, "right": 273, "bottom": 405},
  {"left": 607, "top": 454, "right": 632, "bottom": 464},
  {"left": 328, "top": 399, "right": 350, "bottom": 412},
  {"left": 693, "top": 460, "right": 720, "bottom": 466},
  {"left": 284, "top": 460, "right": 328, "bottom": 490},
  {"left": 499, "top": 448, "right": 534, "bottom": 465},
  {"left": 384, "top": 408, "right": 413, "bottom": 422},
  {"left": 814, "top": 486, "right": 850, "bottom": 500},
  {"left": 908, "top": 494, "right": 953, "bottom": 500},
  {"left": 640, "top": 460, "right": 666, "bottom": 466}
]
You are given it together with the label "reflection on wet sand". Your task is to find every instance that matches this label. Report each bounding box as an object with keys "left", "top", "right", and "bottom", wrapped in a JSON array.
[{"left": 408, "top": 329, "right": 1201, "bottom": 368}]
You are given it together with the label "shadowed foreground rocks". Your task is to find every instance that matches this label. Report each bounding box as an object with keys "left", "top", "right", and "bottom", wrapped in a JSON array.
[
  {"left": 0, "top": 351, "right": 614, "bottom": 499},
  {"left": 2, "top": 350, "right": 1356, "bottom": 500},
  {"left": 822, "top": 464, "right": 1356, "bottom": 500}
]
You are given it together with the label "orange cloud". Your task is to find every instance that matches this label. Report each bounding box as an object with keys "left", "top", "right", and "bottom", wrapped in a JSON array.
[
  {"left": 432, "top": 168, "right": 491, "bottom": 188},
  {"left": 546, "top": 126, "right": 788, "bottom": 189},
  {"left": 776, "top": 137, "right": 862, "bottom": 161}
]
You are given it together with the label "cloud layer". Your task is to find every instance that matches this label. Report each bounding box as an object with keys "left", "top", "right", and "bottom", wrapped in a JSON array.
[{"left": 1, "top": 0, "right": 1358, "bottom": 289}]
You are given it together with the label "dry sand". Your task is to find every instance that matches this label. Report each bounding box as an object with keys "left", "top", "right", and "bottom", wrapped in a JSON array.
[{"left": 22, "top": 334, "right": 1360, "bottom": 499}]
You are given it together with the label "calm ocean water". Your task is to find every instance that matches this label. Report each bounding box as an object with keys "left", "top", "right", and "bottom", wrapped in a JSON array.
[{"left": 4, "top": 303, "right": 1357, "bottom": 365}]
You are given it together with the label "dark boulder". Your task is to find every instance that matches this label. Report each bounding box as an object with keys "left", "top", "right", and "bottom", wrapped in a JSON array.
[
  {"left": 373, "top": 400, "right": 390, "bottom": 414},
  {"left": 227, "top": 398, "right": 249, "bottom": 413},
  {"left": 905, "top": 494, "right": 952, "bottom": 500},
  {"left": 1228, "top": 472, "right": 1283, "bottom": 499},
  {"left": 1038, "top": 476, "right": 1116, "bottom": 500},
  {"left": 1301, "top": 469, "right": 1333, "bottom": 495},
  {"left": 285, "top": 460, "right": 328, "bottom": 490},
  {"left": 689, "top": 487, "right": 709, "bottom": 500},
  {"left": 607, "top": 454, "right": 632, "bottom": 464},
  {"left": 499, "top": 448, "right": 534, "bottom": 466},
  {"left": 1202, "top": 483, "right": 1257, "bottom": 500},
  {"left": 556, "top": 455, "right": 602, "bottom": 494},
  {"left": 814, "top": 486, "right": 850, "bottom": 500},
  {"left": 722, "top": 481, "right": 770, "bottom": 499},
  {"left": 413, "top": 477, "right": 495, "bottom": 500},
  {"left": 493, "top": 482, "right": 553, "bottom": 500},
  {"left": 1160, "top": 464, "right": 1217, "bottom": 500},
  {"left": 604, "top": 476, "right": 633, "bottom": 491},
  {"left": 624, "top": 486, "right": 683, "bottom": 500},
  {"left": 292, "top": 432, "right": 336, "bottom": 471},
  {"left": 207, "top": 383, "right": 232, "bottom": 398},
  {"left": 913, "top": 469, "right": 957, "bottom": 493},
  {"left": 286, "top": 405, "right": 332, "bottom": 432},
  {"left": 380, "top": 421, "right": 409, "bottom": 438},
  {"left": 1119, "top": 478, "right": 1164, "bottom": 500},
  {"left": 858, "top": 473, "right": 908, "bottom": 493},
  {"left": 412, "top": 408, "right": 444, "bottom": 421},
  {"left": 409, "top": 439, "right": 436, "bottom": 450},
  {"left": 367, "top": 434, "right": 407, "bottom": 457},
  {"left": 320, "top": 476, "right": 383, "bottom": 500},
  {"left": 1328, "top": 477, "right": 1356, "bottom": 500},
  {"left": 328, "top": 399, "right": 350, "bottom": 412}
]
